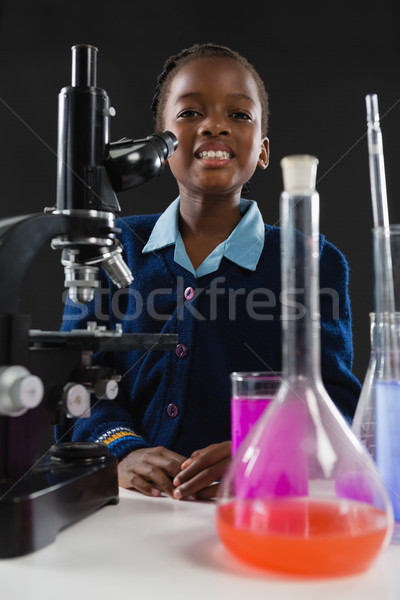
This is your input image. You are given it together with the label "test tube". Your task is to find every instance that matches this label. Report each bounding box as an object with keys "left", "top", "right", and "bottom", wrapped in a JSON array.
[{"left": 366, "top": 93, "right": 389, "bottom": 229}]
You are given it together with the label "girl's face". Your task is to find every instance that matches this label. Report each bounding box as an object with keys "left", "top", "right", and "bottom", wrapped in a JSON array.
[{"left": 162, "top": 57, "right": 269, "bottom": 200}]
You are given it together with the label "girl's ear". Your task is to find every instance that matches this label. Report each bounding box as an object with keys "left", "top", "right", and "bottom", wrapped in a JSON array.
[{"left": 257, "top": 137, "right": 270, "bottom": 170}]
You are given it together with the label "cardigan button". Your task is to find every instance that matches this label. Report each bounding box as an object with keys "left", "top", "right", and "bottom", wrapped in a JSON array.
[
  {"left": 175, "top": 343, "right": 189, "bottom": 358},
  {"left": 184, "top": 286, "right": 195, "bottom": 300},
  {"left": 167, "top": 403, "right": 179, "bottom": 418}
]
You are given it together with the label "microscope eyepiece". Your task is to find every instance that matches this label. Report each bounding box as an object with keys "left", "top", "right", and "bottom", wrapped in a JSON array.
[
  {"left": 104, "top": 130, "right": 178, "bottom": 193},
  {"left": 71, "top": 44, "right": 98, "bottom": 87},
  {"left": 151, "top": 130, "right": 178, "bottom": 158}
]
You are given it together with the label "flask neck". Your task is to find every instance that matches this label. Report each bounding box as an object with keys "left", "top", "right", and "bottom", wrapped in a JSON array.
[{"left": 280, "top": 190, "right": 322, "bottom": 383}]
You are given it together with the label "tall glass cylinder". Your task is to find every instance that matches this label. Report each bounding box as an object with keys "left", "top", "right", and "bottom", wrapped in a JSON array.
[{"left": 215, "top": 155, "right": 393, "bottom": 577}]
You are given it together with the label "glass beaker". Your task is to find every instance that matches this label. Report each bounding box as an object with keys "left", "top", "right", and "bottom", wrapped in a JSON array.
[
  {"left": 216, "top": 155, "right": 393, "bottom": 577},
  {"left": 372, "top": 226, "right": 400, "bottom": 541},
  {"left": 374, "top": 316, "right": 400, "bottom": 543},
  {"left": 230, "top": 372, "right": 282, "bottom": 456},
  {"left": 353, "top": 312, "right": 400, "bottom": 467}
]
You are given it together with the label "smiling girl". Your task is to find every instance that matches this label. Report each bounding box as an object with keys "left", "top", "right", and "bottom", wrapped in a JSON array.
[{"left": 59, "top": 43, "right": 361, "bottom": 501}]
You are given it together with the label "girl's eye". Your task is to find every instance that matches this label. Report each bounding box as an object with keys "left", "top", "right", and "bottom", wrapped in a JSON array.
[
  {"left": 177, "top": 109, "right": 200, "bottom": 118},
  {"left": 230, "top": 111, "right": 252, "bottom": 121}
]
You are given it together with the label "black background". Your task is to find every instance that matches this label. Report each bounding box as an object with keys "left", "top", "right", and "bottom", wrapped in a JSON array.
[{"left": 0, "top": 0, "right": 399, "bottom": 382}]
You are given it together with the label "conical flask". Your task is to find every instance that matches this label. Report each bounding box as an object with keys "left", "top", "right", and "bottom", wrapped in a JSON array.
[{"left": 216, "top": 155, "right": 393, "bottom": 577}]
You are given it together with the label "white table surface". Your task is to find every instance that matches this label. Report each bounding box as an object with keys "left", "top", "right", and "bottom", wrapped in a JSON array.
[{"left": 1, "top": 487, "right": 400, "bottom": 600}]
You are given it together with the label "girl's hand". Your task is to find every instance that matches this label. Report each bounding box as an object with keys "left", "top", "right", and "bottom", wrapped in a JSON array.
[
  {"left": 172, "top": 441, "right": 231, "bottom": 501},
  {"left": 118, "top": 447, "right": 187, "bottom": 497}
]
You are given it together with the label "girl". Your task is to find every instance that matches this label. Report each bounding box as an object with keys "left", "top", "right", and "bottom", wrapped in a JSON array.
[{"left": 59, "top": 43, "right": 361, "bottom": 500}]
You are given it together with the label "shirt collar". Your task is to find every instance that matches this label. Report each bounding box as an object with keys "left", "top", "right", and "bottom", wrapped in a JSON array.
[
  {"left": 142, "top": 196, "right": 180, "bottom": 252},
  {"left": 142, "top": 196, "right": 265, "bottom": 274}
]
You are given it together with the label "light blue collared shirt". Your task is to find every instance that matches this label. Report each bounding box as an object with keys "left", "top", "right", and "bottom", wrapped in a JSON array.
[{"left": 142, "top": 197, "right": 265, "bottom": 278}]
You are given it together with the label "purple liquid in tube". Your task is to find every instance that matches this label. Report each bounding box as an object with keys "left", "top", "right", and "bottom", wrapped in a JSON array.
[{"left": 376, "top": 380, "right": 400, "bottom": 521}]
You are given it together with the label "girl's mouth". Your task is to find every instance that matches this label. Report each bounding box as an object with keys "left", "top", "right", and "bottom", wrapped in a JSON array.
[{"left": 198, "top": 150, "right": 232, "bottom": 160}]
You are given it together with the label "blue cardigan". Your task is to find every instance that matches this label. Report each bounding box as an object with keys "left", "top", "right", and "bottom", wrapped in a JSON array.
[{"left": 56, "top": 214, "right": 361, "bottom": 459}]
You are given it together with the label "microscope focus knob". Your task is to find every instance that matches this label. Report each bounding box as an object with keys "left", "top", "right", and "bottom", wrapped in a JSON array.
[
  {"left": 94, "top": 379, "right": 119, "bottom": 400},
  {"left": 63, "top": 383, "right": 91, "bottom": 418},
  {"left": 0, "top": 365, "right": 44, "bottom": 416}
]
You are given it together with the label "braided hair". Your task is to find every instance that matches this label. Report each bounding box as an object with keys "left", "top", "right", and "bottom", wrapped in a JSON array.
[{"left": 151, "top": 42, "right": 270, "bottom": 137}]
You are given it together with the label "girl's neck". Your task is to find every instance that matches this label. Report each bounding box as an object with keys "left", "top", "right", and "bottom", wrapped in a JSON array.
[
  {"left": 178, "top": 192, "right": 242, "bottom": 270},
  {"left": 179, "top": 192, "right": 241, "bottom": 238}
]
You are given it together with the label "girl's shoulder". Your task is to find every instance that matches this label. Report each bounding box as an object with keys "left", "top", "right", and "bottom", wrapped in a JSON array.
[
  {"left": 115, "top": 213, "right": 161, "bottom": 247},
  {"left": 116, "top": 213, "right": 160, "bottom": 230},
  {"left": 263, "top": 223, "right": 339, "bottom": 257}
]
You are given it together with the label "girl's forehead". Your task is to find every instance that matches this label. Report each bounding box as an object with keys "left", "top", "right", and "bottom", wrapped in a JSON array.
[{"left": 169, "top": 57, "right": 259, "bottom": 101}]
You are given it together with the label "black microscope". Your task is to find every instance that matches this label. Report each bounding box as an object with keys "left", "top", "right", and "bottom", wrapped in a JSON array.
[{"left": 0, "top": 44, "right": 178, "bottom": 557}]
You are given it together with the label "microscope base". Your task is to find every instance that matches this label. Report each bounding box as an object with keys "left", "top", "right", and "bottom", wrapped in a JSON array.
[{"left": 0, "top": 447, "right": 119, "bottom": 558}]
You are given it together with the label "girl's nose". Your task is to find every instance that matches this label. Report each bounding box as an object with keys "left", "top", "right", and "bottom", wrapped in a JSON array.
[{"left": 198, "top": 114, "right": 231, "bottom": 136}]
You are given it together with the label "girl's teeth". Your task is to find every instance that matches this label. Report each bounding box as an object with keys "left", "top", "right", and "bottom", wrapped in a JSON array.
[{"left": 199, "top": 150, "right": 230, "bottom": 159}]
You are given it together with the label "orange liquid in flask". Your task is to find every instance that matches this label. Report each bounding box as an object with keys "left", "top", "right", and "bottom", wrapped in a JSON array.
[{"left": 216, "top": 498, "right": 389, "bottom": 577}]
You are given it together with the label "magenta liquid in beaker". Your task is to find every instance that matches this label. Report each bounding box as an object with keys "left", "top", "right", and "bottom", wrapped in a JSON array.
[{"left": 230, "top": 372, "right": 281, "bottom": 456}]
